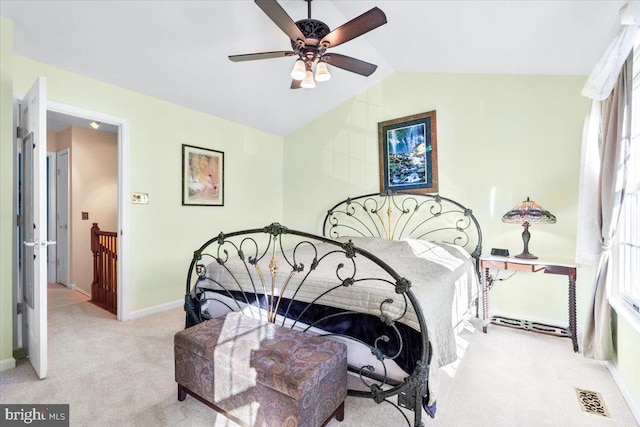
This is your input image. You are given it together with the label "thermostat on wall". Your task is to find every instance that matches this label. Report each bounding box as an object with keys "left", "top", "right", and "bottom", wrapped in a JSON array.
[{"left": 132, "top": 192, "right": 149, "bottom": 204}]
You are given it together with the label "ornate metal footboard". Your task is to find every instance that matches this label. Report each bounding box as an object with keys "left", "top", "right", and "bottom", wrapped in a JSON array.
[
  {"left": 323, "top": 191, "right": 483, "bottom": 280},
  {"left": 184, "top": 223, "right": 432, "bottom": 427}
]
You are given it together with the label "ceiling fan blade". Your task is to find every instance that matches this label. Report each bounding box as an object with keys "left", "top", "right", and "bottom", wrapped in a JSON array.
[
  {"left": 322, "top": 53, "right": 377, "bottom": 77},
  {"left": 319, "top": 7, "right": 387, "bottom": 48},
  {"left": 255, "top": 0, "right": 306, "bottom": 43},
  {"left": 291, "top": 79, "right": 302, "bottom": 89},
  {"left": 229, "top": 50, "right": 296, "bottom": 62}
]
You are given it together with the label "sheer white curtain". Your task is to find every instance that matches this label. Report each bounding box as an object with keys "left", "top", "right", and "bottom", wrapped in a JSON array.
[{"left": 577, "top": 1, "right": 638, "bottom": 360}]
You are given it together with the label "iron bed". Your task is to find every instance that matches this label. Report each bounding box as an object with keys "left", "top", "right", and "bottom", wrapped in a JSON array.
[{"left": 183, "top": 191, "right": 482, "bottom": 427}]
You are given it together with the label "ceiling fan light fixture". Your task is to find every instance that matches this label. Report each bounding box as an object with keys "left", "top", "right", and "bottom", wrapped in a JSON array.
[
  {"left": 301, "top": 70, "right": 316, "bottom": 88},
  {"left": 315, "top": 61, "right": 331, "bottom": 82},
  {"left": 232, "top": 0, "right": 387, "bottom": 89},
  {"left": 290, "top": 59, "right": 306, "bottom": 81}
]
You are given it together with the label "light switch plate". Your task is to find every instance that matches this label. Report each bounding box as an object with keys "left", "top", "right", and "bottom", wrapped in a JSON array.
[{"left": 132, "top": 192, "right": 149, "bottom": 204}]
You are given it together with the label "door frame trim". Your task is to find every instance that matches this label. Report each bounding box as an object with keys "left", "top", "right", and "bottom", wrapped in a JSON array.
[
  {"left": 46, "top": 151, "right": 57, "bottom": 282},
  {"left": 12, "top": 98, "right": 20, "bottom": 351},
  {"left": 13, "top": 94, "right": 131, "bottom": 323},
  {"left": 55, "top": 148, "right": 70, "bottom": 288}
]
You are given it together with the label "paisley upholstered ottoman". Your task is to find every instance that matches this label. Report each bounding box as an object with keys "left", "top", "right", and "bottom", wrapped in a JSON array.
[{"left": 174, "top": 311, "right": 347, "bottom": 427}]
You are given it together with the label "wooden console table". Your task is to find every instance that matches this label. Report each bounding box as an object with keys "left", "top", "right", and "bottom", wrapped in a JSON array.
[{"left": 481, "top": 255, "right": 578, "bottom": 352}]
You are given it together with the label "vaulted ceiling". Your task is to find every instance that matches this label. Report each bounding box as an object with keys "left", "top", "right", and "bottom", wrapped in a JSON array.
[{"left": 0, "top": 0, "right": 626, "bottom": 136}]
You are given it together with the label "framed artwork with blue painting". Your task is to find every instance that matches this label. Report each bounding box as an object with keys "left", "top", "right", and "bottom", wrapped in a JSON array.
[{"left": 378, "top": 111, "right": 438, "bottom": 193}]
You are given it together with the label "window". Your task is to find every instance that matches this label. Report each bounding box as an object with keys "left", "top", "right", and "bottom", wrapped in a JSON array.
[{"left": 614, "top": 33, "right": 640, "bottom": 314}]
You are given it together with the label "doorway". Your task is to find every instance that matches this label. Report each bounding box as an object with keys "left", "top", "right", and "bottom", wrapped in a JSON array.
[
  {"left": 12, "top": 98, "right": 130, "bottom": 373},
  {"left": 45, "top": 112, "right": 120, "bottom": 301},
  {"left": 44, "top": 104, "right": 128, "bottom": 319}
]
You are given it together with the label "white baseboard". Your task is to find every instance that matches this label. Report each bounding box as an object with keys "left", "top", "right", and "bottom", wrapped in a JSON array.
[
  {"left": 128, "top": 299, "right": 183, "bottom": 320},
  {"left": 0, "top": 357, "right": 16, "bottom": 372},
  {"left": 606, "top": 360, "right": 640, "bottom": 425},
  {"left": 73, "top": 286, "right": 90, "bottom": 297}
]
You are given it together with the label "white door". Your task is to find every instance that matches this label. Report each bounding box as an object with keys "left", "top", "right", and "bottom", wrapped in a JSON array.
[
  {"left": 19, "top": 77, "right": 49, "bottom": 379},
  {"left": 56, "top": 149, "right": 70, "bottom": 286}
]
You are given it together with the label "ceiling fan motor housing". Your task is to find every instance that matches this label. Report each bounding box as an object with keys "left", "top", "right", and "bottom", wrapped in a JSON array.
[
  {"left": 292, "top": 19, "right": 331, "bottom": 57},
  {"left": 296, "top": 19, "right": 330, "bottom": 40}
]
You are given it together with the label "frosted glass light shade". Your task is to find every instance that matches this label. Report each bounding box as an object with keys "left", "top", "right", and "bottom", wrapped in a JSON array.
[
  {"left": 315, "top": 61, "right": 331, "bottom": 82},
  {"left": 301, "top": 70, "right": 316, "bottom": 88},
  {"left": 290, "top": 60, "right": 306, "bottom": 81}
]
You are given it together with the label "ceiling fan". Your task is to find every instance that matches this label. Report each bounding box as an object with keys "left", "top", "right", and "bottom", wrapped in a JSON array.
[{"left": 229, "top": 0, "right": 387, "bottom": 89}]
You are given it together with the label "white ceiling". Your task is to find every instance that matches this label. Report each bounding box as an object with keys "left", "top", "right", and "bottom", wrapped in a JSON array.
[{"left": 0, "top": 0, "right": 626, "bottom": 136}]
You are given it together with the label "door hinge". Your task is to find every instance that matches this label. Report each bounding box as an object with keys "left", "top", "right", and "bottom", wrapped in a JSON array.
[
  {"left": 16, "top": 126, "right": 24, "bottom": 139},
  {"left": 16, "top": 215, "right": 21, "bottom": 227},
  {"left": 16, "top": 302, "right": 23, "bottom": 315}
]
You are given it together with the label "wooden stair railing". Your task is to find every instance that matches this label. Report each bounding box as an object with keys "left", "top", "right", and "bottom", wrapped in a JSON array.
[{"left": 91, "top": 222, "right": 118, "bottom": 315}]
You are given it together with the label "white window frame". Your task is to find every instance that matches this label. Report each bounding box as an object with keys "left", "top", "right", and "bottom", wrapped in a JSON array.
[{"left": 613, "top": 33, "right": 640, "bottom": 320}]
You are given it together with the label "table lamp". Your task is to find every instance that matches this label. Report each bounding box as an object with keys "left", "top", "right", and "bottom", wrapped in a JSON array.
[{"left": 502, "top": 197, "right": 556, "bottom": 259}]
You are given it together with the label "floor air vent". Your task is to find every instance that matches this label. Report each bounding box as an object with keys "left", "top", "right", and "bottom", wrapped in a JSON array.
[{"left": 575, "top": 388, "right": 611, "bottom": 418}]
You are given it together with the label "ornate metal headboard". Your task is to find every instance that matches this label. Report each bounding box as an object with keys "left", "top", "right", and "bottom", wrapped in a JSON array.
[{"left": 322, "top": 191, "right": 483, "bottom": 265}]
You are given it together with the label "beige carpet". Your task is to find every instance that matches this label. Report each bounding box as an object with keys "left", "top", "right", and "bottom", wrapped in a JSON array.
[{"left": 0, "top": 284, "right": 637, "bottom": 427}]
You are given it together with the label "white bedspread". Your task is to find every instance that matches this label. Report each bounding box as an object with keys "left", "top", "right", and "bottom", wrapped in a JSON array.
[{"left": 331, "top": 237, "right": 477, "bottom": 368}]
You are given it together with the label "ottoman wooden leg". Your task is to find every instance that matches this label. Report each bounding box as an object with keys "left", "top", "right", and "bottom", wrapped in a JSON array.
[
  {"left": 178, "top": 384, "right": 186, "bottom": 402},
  {"left": 336, "top": 401, "right": 345, "bottom": 421},
  {"left": 321, "top": 401, "right": 345, "bottom": 426}
]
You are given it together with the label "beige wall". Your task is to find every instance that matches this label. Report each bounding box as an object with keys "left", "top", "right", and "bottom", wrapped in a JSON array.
[
  {"left": 57, "top": 127, "right": 71, "bottom": 151},
  {"left": 71, "top": 126, "right": 118, "bottom": 294},
  {"left": 49, "top": 126, "right": 118, "bottom": 294},
  {"left": 46, "top": 129, "right": 58, "bottom": 152}
]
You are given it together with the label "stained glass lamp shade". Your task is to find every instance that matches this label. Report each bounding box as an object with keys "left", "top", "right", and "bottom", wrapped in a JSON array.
[{"left": 502, "top": 197, "right": 557, "bottom": 259}]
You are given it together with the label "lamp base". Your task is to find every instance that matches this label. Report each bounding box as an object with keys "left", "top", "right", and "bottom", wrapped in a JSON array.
[
  {"left": 515, "top": 252, "right": 538, "bottom": 260},
  {"left": 515, "top": 222, "right": 538, "bottom": 259}
]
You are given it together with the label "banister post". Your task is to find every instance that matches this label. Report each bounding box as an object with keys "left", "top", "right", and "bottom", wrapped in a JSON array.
[
  {"left": 91, "top": 223, "right": 100, "bottom": 302},
  {"left": 91, "top": 222, "right": 100, "bottom": 254}
]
